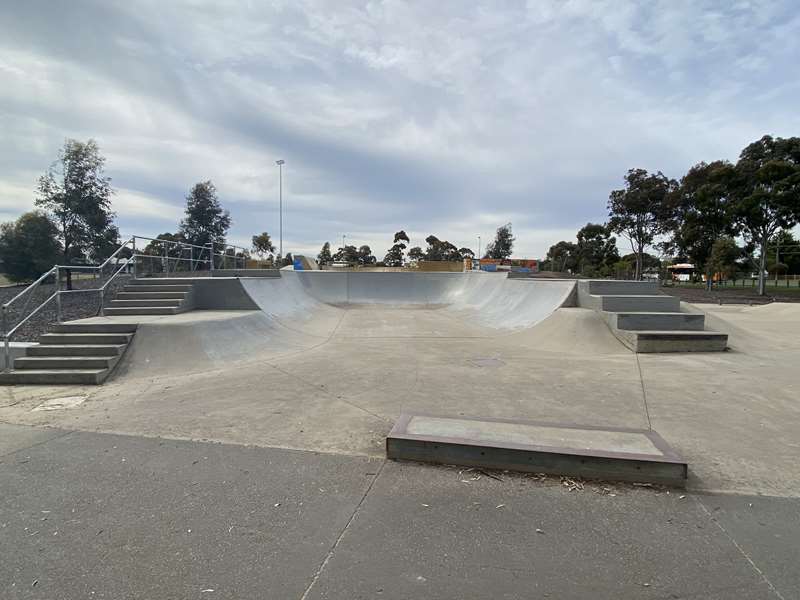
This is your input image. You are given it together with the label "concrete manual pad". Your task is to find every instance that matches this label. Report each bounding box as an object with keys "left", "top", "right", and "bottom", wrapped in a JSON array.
[{"left": 387, "top": 413, "right": 687, "bottom": 486}]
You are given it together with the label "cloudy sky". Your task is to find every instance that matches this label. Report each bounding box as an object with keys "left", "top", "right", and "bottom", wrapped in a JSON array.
[{"left": 1, "top": 0, "right": 798, "bottom": 259}]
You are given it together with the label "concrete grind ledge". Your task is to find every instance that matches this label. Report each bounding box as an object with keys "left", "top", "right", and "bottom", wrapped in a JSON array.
[{"left": 386, "top": 413, "right": 688, "bottom": 487}]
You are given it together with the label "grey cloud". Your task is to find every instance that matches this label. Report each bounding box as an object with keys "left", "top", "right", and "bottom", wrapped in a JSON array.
[{"left": 1, "top": 0, "right": 798, "bottom": 259}]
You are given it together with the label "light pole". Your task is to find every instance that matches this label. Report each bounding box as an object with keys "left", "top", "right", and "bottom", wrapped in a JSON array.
[
  {"left": 276, "top": 159, "right": 285, "bottom": 259},
  {"left": 342, "top": 234, "right": 346, "bottom": 249},
  {"left": 478, "top": 236, "right": 481, "bottom": 259}
]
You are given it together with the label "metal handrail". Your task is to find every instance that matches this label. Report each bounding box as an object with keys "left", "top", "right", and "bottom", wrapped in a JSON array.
[
  {"left": 1, "top": 234, "right": 254, "bottom": 371},
  {"left": 3, "top": 292, "right": 57, "bottom": 371},
  {"left": 2, "top": 267, "right": 57, "bottom": 310}
]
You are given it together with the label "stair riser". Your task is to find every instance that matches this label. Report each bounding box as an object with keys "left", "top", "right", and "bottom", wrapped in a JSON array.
[
  {"left": 613, "top": 313, "right": 705, "bottom": 331},
  {"left": 586, "top": 281, "right": 659, "bottom": 295},
  {"left": 110, "top": 300, "right": 183, "bottom": 307},
  {"left": 27, "top": 345, "right": 123, "bottom": 357},
  {"left": 123, "top": 285, "right": 193, "bottom": 293},
  {"left": 104, "top": 307, "right": 180, "bottom": 316},
  {"left": 15, "top": 357, "right": 118, "bottom": 370},
  {"left": 116, "top": 292, "right": 188, "bottom": 300},
  {"left": 53, "top": 324, "right": 138, "bottom": 334},
  {"left": 40, "top": 334, "right": 133, "bottom": 345},
  {"left": 600, "top": 296, "right": 680, "bottom": 312},
  {"left": 0, "top": 371, "right": 107, "bottom": 385},
  {"left": 613, "top": 329, "right": 728, "bottom": 353}
]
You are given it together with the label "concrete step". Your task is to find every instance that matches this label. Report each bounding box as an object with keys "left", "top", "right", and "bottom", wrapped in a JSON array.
[
  {"left": 610, "top": 312, "right": 705, "bottom": 331},
  {"left": 27, "top": 344, "right": 125, "bottom": 357},
  {"left": 14, "top": 356, "right": 119, "bottom": 370},
  {"left": 39, "top": 332, "right": 134, "bottom": 345},
  {"left": 116, "top": 291, "right": 188, "bottom": 300},
  {"left": 53, "top": 323, "right": 138, "bottom": 334},
  {"left": 616, "top": 330, "right": 728, "bottom": 353},
  {"left": 0, "top": 369, "right": 109, "bottom": 385},
  {"left": 598, "top": 295, "right": 680, "bottom": 313},
  {"left": 123, "top": 285, "right": 193, "bottom": 293},
  {"left": 585, "top": 280, "right": 659, "bottom": 295},
  {"left": 110, "top": 299, "right": 182, "bottom": 307},
  {"left": 103, "top": 306, "right": 180, "bottom": 316},
  {"left": 386, "top": 413, "right": 688, "bottom": 486}
]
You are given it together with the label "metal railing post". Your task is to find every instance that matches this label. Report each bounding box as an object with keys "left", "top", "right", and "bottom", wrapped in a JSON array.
[
  {"left": 55, "top": 266, "right": 62, "bottom": 323},
  {"left": 163, "top": 240, "right": 169, "bottom": 274},
  {"left": 133, "top": 237, "right": 138, "bottom": 279},
  {"left": 99, "top": 288, "right": 105, "bottom": 317},
  {"left": 2, "top": 305, "right": 8, "bottom": 372},
  {"left": 209, "top": 242, "right": 214, "bottom": 273}
]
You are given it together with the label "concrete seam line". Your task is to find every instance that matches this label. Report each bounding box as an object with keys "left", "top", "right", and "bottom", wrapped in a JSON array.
[
  {"left": 0, "top": 426, "right": 75, "bottom": 460},
  {"left": 634, "top": 353, "right": 652, "bottom": 430},
  {"left": 299, "top": 458, "right": 387, "bottom": 600},
  {"left": 263, "top": 360, "right": 391, "bottom": 423},
  {"left": 693, "top": 495, "right": 786, "bottom": 600}
]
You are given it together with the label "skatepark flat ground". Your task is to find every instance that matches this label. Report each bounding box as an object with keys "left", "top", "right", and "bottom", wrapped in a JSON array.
[{"left": 1, "top": 274, "right": 799, "bottom": 598}]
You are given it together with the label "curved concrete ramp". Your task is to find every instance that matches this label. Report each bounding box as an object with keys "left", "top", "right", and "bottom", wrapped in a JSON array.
[
  {"left": 112, "top": 274, "right": 590, "bottom": 379},
  {"left": 240, "top": 272, "right": 577, "bottom": 333}
]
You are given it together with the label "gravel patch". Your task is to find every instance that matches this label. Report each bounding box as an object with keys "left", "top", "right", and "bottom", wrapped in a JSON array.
[{"left": 661, "top": 284, "right": 800, "bottom": 305}]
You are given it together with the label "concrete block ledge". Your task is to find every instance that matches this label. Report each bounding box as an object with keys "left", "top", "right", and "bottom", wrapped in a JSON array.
[{"left": 387, "top": 413, "right": 688, "bottom": 487}]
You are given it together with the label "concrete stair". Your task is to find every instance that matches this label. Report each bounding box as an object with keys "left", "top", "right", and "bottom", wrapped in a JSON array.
[
  {"left": 104, "top": 278, "right": 195, "bottom": 316},
  {"left": 0, "top": 322, "right": 136, "bottom": 385},
  {"left": 577, "top": 280, "right": 728, "bottom": 353},
  {"left": 609, "top": 312, "right": 706, "bottom": 331}
]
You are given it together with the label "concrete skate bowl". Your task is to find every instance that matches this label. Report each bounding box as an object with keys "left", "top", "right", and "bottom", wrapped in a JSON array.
[{"left": 114, "top": 272, "right": 628, "bottom": 380}]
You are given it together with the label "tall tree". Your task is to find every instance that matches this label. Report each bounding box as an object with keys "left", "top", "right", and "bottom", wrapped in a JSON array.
[
  {"left": 423, "top": 235, "right": 462, "bottom": 261},
  {"left": 607, "top": 169, "right": 677, "bottom": 279},
  {"left": 575, "top": 223, "right": 619, "bottom": 276},
  {"left": 706, "top": 237, "right": 741, "bottom": 282},
  {"left": 142, "top": 232, "right": 187, "bottom": 272},
  {"left": 666, "top": 161, "right": 735, "bottom": 288},
  {"left": 357, "top": 245, "right": 376, "bottom": 265},
  {"left": 728, "top": 135, "right": 800, "bottom": 295},
  {"left": 252, "top": 232, "right": 276, "bottom": 264},
  {"left": 317, "top": 241, "right": 332, "bottom": 266},
  {"left": 35, "top": 138, "right": 118, "bottom": 288},
  {"left": 546, "top": 240, "right": 578, "bottom": 273},
  {"left": 180, "top": 181, "right": 231, "bottom": 268},
  {"left": 393, "top": 230, "right": 410, "bottom": 244},
  {"left": 767, "top": 230, "right": 800, "bottom": 275},
  {"left": 383, "top": 230, "right": 410, "bottom": 267},
  {"left": 407, "top": 246, "right": 425, "bottom": 261},
  {"left": 383, "top": 243, "right": 406, "bottom": 267},
  {"left": 333, "top": 245, "right": 359, "bottom": 265},
  {"left": 484, "top": 223, "right": 514, "bottom": 259},
  {"left": 0, "top": 211, "right": 62, "bottom": 282}
]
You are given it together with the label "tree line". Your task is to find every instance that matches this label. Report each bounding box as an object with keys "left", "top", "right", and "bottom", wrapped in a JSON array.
[
  {"left": 316, "top": 224, "right": 515, "bottom": 267},
  {"left": 545, "top": 135, "right": 800, "bottom": 295}
]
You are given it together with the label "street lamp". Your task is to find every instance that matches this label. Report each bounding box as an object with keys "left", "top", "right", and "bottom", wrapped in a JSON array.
[
  {"left": 276, "top": 159, "right": 285, "bottom": 259},
  {"left": 478, "top": 236, "right": 481, "bottom": 259}
]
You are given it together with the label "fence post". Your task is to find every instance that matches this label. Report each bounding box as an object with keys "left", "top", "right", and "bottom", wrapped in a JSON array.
[
  {"left": 209, "top": 242, "right": 214, "bottom": 273},
  {"left": 133, "top": 237, "right": 138, "bottom": 279},
  {"left": 2, "top": 305, "right": 8, "bottom": 372},
  {"left": 56, "top": 266, "right": 62, "bottom": 323},
  {"left": 163, "top": 240, "right": 169, "bottom": 275},
  {"left": 99, "top": 288, "right": 105, "bottom": 317}
]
